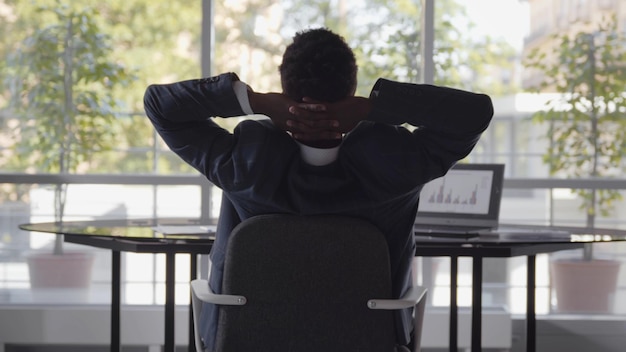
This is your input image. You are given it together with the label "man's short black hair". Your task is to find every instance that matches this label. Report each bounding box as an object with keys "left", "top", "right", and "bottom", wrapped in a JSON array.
[{"left": 279, "top": 28, "right": 357, "bottom": 103}]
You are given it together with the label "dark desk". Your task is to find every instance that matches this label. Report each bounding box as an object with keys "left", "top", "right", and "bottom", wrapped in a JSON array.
[
  {"left": 415, "top": 224, "right": 626, "bottom": 352},
  {"left": 20, "top": 218, "right": 215, "bottom": 352},
  {"left": 22, "top": 220, "right": 626, "bottom": 352}
]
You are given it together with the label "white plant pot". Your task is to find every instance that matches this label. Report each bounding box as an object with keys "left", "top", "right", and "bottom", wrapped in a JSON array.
[
  {"left": 26, "top": 251, "right": 95, "bottom": 289},
  {"left": 550, "top": 259, "right": 621, "bottom": 313}
]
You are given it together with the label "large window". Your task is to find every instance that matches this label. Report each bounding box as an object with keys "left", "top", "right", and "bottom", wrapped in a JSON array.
[{"left": 1, "top": 0, "right": 626, "bottom": 344}]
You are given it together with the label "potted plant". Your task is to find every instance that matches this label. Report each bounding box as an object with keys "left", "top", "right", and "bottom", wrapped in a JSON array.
[
  {"left": 525, "top": 15, "right": 626, "bottom": 313},
  {"left": 5, "top": 4, "right": 133, "bottom": 293}
]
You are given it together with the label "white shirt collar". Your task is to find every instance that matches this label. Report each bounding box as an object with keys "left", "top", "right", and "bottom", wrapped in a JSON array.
[{"left": 296, "top": 141, "right": 340, "bottom": 166}]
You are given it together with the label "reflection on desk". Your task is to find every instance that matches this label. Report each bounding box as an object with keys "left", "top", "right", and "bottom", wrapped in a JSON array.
[
  {"left": 20, "top": 218, "right": 216, "bottom": 241},
  {"left": 414, "top": 223, "right": 626, "bottom": 244},
  {"left": 152, "top": 225, "right": 216, "bottom": 238}
]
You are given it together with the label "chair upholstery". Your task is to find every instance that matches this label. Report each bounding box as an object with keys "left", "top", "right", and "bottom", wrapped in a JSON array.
[{"left": 191, "top": 214, "right": 427, "bottom": 352}]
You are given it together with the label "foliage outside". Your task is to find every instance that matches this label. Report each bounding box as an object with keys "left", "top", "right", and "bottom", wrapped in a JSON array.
[
  {"left": 4, "top": 3, "right": 134, "bottom": 253},
  {"left": 525, "top": 16, "right": 626, "bottom": 258},
  {"left": 6, "top": 4, "right": 134, "bottom": 173},
  {"left": 1, "top": 0, "right": 202, "bottom": 175},
  {"left": 1, "top": 0, "right": 517, "bottom": 176},
  {"left": 214, "top": 0, "right": 518, "bottom": 96}
]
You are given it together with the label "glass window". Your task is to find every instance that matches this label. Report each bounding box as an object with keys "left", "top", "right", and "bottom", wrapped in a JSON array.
[
  {"left": 460, "top": 0, "right": 626, "bottom": 319},
  {"left": 1, "top": 0, "right": 626, "bottom": 338},
  {"left": 0, "top": 1, "right": 204, "bottom": 306}
]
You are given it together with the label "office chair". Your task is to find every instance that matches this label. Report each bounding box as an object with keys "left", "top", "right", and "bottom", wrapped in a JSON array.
[{"left": 191, "top": 214, "right": 427, "bottom": 352}]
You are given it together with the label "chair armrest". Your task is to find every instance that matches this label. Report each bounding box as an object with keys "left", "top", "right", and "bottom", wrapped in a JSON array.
[
  {"left": 190, "top": 279, "right": 247, "bottom": 306},
  {"left": 367, "top": 285, "right": 428, "bottom": 310}
]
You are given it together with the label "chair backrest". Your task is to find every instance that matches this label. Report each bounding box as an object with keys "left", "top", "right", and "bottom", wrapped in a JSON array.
[{"left": 215, "top": 214, "right": 398, "bottom": 352}]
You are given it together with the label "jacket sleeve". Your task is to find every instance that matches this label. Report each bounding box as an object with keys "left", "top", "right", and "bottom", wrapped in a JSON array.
[
  {"left": 368, "top": 78, "right": 493, "bottom": 136},
  {"left": 142, "top": 73, "right": 245, "bottom": 178},
  {"left": 356, "top": 78, "right": 494, "bottom": 185}
]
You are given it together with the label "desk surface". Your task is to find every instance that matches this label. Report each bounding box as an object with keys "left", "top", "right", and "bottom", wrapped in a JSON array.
[
  {"left": 415, "top": 223, "right": 626, "bottom": 245},
  {"left": 20, "top": 218, "right": 626, "bottom": 246},
  {"left": 20, "top": 218, "right": 216, "bottom": 242}
]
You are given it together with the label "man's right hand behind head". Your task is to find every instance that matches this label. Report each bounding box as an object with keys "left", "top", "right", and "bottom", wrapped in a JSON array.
[
  {"left": 248, "top": 91, "right": 371, "bottom": 145},
  {"left": 249, "top": 91, "right": 342, "bottom": 143},
  {"left": 287, "top": 96, "right": 371, "bottom": 142}
]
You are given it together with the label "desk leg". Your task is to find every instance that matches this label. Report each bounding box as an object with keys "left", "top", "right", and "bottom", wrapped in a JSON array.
[
  {"left": 527, "top": 255, "right": 536, "bottom": 352},
  {"left": 471, "top": 257, "right": 482, "bottom": 352},
  {"left": 450, "top": 256, "right": 458, "bottom": 351},
  {"left": 189, "top": 253, "right": 198, "bottom": 352},
  {"left": 111, "top": 250, "right": 121, "bottom": 352},
  {"left": 165, "top": 251, "right": 176, "bottom": 352}
]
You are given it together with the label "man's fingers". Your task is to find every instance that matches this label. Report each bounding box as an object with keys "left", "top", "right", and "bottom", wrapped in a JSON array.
[
  {"left": 302, "top": 97, "right": 322, "bottom": 103},
  {"left": 288, "top": 106, "right": 338, "bottom": 129},
  {"left": 288, "top": 104, "right": 329, "bottom": 117},
  {"left": 300, "top": 97, "right": 326, "bottom": 111},
  {"left": 296, "top": 103, "right": 326, "bottom": 112},
  {"left": 286, "top": 101, "right": 343, "bottom": 140}
]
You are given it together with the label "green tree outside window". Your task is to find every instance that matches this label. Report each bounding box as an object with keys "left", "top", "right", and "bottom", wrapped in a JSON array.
[
  {"left": 4, "top": 3, "right": 134, "bottom": 254},
  {"left": 525, "top": 15, "right": 626, "bottom": 259}
]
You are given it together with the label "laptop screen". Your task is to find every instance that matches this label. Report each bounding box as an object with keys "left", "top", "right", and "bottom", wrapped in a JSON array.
[{"left": 415, "top": 163, "right": 505, "bottom": 228}]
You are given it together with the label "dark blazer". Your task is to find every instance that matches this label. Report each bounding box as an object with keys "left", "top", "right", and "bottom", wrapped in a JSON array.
[{"left": 144, "top": 72, "right": 493, "bottom": 350}]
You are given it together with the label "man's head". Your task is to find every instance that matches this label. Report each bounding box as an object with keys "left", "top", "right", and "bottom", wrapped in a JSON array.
[{"left": 279, "top": 28, "right": 357, "bottom": 103}]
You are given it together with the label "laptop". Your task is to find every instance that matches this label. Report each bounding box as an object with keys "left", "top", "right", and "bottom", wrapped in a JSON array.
[{"left": 414, "top": 163, "right": 505, "bottom": 238}]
